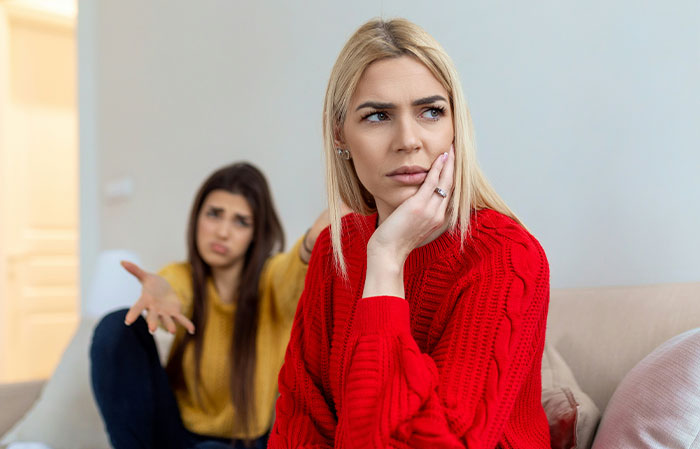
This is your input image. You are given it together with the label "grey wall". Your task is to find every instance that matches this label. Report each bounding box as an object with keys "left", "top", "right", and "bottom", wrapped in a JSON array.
[{"left": 78, "top": 0, "right": 700, "bottom": 310}]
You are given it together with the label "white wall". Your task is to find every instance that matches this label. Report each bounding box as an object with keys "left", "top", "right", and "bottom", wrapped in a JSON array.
[
  {"left": 78, "top": 0, "right": 99, "bottom": 312},
  {"left": 78, "top": 0, "right": 700, "bottom": 308}
]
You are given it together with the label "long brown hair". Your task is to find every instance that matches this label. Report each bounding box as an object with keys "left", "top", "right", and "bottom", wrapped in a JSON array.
[{"left": 166, "top": 162, "right": 285, "bottom": 437}]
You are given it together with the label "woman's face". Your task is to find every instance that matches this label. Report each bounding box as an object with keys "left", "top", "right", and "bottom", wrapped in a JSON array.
[
  {"left": 196, "top": 189, "right": 254, "bottom": 270},
  {"left": 340, "top": 55, "right": 454, "bottom": 219}
]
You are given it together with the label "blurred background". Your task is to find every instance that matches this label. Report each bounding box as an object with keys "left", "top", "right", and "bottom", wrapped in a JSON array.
[{"left": 0, "top": 0, "right": 698, "bottom": 382}]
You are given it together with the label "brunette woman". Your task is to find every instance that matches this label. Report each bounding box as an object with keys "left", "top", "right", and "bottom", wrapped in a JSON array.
[{"left": 91, "top": 162, "right": 330, "bottom": 449}]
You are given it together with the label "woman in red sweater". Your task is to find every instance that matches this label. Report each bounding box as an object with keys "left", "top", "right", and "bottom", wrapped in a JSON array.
[{"left": 270, "top": 18, "right": 551, "bottom": 449}]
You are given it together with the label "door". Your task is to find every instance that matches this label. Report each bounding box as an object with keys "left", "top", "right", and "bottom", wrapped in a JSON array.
[{"left": 0, "top": 1, "right": 79, "bottom": 382}]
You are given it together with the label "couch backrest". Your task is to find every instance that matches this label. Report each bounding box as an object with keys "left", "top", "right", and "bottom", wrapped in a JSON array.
[{"left": 545, "top": 282, "right": 700, "bottom": 412}]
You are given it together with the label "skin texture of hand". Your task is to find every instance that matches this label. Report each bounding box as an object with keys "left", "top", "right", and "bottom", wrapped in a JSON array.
[
  {"left": 121, "top": 261, "right": 195, "bottom": 335},
  {"left": 363, "top": 145, "right": 455, "bottom": 299}
]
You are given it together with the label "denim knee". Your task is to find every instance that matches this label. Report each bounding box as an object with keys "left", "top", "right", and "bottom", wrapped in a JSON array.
[
  {"left": 90, "top": 308, "right": 143, "bottom": 361},
  {"left": 193, "top": 442, "right": 233, "bottom": 449}
]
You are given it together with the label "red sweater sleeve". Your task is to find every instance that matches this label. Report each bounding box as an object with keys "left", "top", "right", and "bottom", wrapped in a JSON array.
[
  {"left": 269, "top": 235, "right": 337, "bottom": 448},
  {"left": 339, "top": 237, "right": 550, "bottom": 449}
]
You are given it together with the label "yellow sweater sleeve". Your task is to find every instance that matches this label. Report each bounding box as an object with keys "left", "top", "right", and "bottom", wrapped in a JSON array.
[{"left": 259, "top": 236, "right": 308, "bottom": 322}]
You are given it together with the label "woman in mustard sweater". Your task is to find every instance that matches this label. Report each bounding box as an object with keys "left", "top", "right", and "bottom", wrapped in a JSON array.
[{"left": 90, "top": 162, "right": 330, "bottom": 449}]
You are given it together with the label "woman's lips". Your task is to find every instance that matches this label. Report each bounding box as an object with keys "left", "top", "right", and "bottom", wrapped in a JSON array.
[
  {"left": 210, "top": 243, "right": 229, "bottom": 255},
  {"left": 387, "top": 170, "right": 428, "bottom": 185},
  {"left": 386, "top": 165, "right": 429, "bottom": 185}
]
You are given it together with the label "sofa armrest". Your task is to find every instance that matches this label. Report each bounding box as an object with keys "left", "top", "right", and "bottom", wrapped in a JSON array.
[{"left": 0, "top": 380, "right": 46, "bottom": 438}]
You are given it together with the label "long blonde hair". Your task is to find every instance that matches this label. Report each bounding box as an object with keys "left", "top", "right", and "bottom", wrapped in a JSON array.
[{"left": 323, "top": 18, "right": 519, "bottom": 273}]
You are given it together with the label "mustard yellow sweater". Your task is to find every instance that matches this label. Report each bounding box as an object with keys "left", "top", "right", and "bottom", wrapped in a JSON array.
[{"left": 157, "top": 237, "right": 306, "bottom": 439}]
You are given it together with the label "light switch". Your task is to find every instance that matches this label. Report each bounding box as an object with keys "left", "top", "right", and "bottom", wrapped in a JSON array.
[{"left": 104, "top": 177, "right": 134, "bottom": 200}]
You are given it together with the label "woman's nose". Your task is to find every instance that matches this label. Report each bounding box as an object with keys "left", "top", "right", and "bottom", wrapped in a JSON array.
[
  {"left": 393, "top": 115, "right": 421, "bottom": 152},
  {"left": 216, "top": 222, "right": 232, "bottom": 238}
]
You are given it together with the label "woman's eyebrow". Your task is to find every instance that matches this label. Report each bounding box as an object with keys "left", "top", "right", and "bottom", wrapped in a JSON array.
[
  {"left": 355, "top": 101, "right": 394, "bottom": 111},
  {"left": 355, "top": 95, "right": 448, "bottom": 111},
  {"left": 412, "top": 95, "right": 448, "bottom": 106}
]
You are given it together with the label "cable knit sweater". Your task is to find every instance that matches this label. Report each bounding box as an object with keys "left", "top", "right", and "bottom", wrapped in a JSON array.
[{"left": 270, "top": 209, "right": 551, "bottom": 449}]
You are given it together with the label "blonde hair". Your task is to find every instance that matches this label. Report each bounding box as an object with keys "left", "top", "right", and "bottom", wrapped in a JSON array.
[{"left": 323, "top": 18, "right": 519, "bottom": 273}]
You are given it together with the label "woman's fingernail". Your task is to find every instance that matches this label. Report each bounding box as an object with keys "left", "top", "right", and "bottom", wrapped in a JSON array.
[{"left": 441, "top": 152, "right": 448, "bottom": 161}]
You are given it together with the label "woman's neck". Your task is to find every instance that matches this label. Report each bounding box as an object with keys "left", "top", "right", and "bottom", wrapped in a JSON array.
[{"left": 211, "top": 262, "right": 243, "bottom": 304}]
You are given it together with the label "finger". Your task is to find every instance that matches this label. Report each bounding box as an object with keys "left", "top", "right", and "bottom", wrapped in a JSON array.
[
  {"left": 124, "top": 300, "right": 145, "bottom": 325},
  {"left": 121, "top": 261, "right": 147, "bottom": 282},
  {"left": 436, "top": 146, "right": 456, "bottom": 215},
  {"left": 437, "top": 145, "right": 455, "bottom": 200},
  {"left": 422, "top": 145, "right": 454, "bottom": 218},
  {"left": 416, "top": 150, "right": 449, "bottom": 201},
  {"left": 160, "top": 314, "right": 177, "bottom": 334},
  {"left": 173, "top": 313, "right": 196, "bottom": 335},
  {"left": 145, "top": 309, "right": 160, "bottom": 334}
]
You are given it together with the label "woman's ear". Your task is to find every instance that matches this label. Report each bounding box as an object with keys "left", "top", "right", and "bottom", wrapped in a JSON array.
[{"left": 333, "top": 123, "right": 346, "bottom": 149}]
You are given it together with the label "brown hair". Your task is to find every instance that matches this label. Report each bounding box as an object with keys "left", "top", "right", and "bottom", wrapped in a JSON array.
[{"left": 166, "top": 162, "right": 284, "bottom": 437}]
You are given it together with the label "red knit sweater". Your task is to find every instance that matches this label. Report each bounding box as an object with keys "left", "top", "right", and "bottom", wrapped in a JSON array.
[{"left": 270, "top": 209, "right": 551, "bottom": 449}]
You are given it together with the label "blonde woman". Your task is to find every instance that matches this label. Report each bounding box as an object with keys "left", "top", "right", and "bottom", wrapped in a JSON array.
[{"left": 270, "top": 18, "right": 551, "bottom": 449}]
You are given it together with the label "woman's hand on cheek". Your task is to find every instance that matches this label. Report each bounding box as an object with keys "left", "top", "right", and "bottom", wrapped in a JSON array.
[{"left": 363, "top": 145, "right": 455, "bottom": 298}]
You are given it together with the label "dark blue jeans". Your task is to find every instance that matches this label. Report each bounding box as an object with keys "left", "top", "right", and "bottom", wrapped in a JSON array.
[{"left": 90, "top": 309, "right": 268, "bottom": 449}]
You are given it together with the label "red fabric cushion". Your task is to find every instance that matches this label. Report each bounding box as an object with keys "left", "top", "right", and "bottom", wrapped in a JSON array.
[{"left": 542, "top": 386, "right": 578, "bottom": 449}]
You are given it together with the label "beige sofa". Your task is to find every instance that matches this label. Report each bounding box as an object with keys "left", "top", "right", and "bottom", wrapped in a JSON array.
[
  {"left": 1, "top": 281, "right": 699, "bottom": 447},
  {"left": 0, "top": 380, "right": 44, "bottom": 438}
]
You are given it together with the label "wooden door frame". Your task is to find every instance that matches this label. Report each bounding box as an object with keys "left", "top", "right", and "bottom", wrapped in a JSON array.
[
  {"left": 0, "top": 0, "right": 80, "bottom": 381},
  {"left": 0, "top": 3, "right": 10, "bottom": 380}
]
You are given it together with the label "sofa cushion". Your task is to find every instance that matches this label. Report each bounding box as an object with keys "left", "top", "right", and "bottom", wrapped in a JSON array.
[
  {"left": 0, "top": 317, "right": 173, "bottom": 449},
  {"left": 591, "top": 328, "right": 700, "bottom": 449},
  {"left": 541, "top": 343, "right": 600, "bottom": 449},
  {"left": 0, "top": 318, "right": 110, "bottom": 449},
  {"left": 542, "top": 386, "right": 578, "bottom": 449},
  {"left": 0, "top": 381, "right": 45, "bottom": 438},
  {"left": 546, "top": 282, "right": 700, "bottom": 412}
]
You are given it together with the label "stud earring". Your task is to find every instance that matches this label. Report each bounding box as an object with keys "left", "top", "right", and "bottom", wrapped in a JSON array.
[{"left": 336, "top": 148, "right": 351, "bottom": 160}]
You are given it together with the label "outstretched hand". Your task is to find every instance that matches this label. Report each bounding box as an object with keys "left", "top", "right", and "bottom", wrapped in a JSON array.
[
  {"left": 122, "top": 261, "right": 195, "bottom": 335},
  {"left": 363, "top": 145, "right": 455, "bottom": 298}
]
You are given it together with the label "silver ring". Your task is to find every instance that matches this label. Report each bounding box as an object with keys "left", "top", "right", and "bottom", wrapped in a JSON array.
[{"left": 434, "top": 187, "right": 447, "bottom": 198}]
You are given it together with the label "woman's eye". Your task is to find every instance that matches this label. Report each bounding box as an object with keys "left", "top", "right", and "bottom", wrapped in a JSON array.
[
  {"left": 235, "top": 217, "right": 252, "bottom": 227},
  {"left": 365, "top": 111, "right": 388, "bottom": 122},
  {"left": 206, "top": 209, "right": 220, "bottom": 218},
  {"left": 420, "top": 107, "right": 443, "bottom": 120}
]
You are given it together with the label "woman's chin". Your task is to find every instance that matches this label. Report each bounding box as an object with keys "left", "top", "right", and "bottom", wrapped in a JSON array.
[
  {"left": 201, "top": 253, "right": 237, "bottom": 269},
  {"left": 375, "top": 187, "right": 420, "bottom": 215}
]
